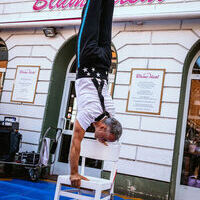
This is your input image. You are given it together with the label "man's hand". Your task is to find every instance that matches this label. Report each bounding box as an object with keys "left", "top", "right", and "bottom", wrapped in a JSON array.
[{"left": 70, "top": 173, "right": 89, "bottom": 188}]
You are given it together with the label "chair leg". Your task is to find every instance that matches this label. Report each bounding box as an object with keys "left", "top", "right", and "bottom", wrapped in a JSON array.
[
  {"left": 54, "top": 180, "right": 61, "bottom": 200},
  {"left": 94, "top": 189, "right": 102, "bottom": 200},
  {"left": 75, "top": 189, "right": 81, "bottom": 200}
]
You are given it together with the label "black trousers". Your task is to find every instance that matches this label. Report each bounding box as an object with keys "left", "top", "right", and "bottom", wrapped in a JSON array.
[{"left": 76, "top": 0, "right": 114, "bottom": 80}]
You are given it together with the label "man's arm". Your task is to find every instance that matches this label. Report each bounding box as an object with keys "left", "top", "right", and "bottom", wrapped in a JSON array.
[{"left": 69, "top": 120, "right": 89, "bottom": 188}]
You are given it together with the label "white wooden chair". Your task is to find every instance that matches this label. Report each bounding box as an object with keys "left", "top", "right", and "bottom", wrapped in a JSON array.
[{"left": 54, "top": 138, "right": 121, "bottom": 200}]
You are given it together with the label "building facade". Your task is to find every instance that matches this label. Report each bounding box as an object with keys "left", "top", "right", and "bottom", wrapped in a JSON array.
[{"left": 0, "top": 0, "right": 200, "bottom": 199}]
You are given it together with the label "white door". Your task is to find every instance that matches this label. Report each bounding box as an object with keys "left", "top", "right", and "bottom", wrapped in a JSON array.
[
  {"left": 51, "top": 57, "right": 115, "bottom": 177},
  {"left": 175, "top": 52, "right": 200, "bottom": 200}
]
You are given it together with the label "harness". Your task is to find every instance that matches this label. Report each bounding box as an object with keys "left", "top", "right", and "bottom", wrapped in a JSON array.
[{"left": 91, "top": 78, "right": 110, "bottom": 121}]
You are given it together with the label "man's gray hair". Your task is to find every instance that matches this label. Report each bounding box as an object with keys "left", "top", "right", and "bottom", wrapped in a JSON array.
[{"left": 104, "top": 117, "right": 122, "bottom": 141}]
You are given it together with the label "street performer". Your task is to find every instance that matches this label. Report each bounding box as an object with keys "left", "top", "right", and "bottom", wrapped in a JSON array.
[{"left": 69, "top": 0, "right": 122, "bottom": 188}]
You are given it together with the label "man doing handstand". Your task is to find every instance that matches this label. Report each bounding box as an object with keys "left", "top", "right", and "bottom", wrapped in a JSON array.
[{"left": 69, "top": 0, "right": 122, "bottom": 188}]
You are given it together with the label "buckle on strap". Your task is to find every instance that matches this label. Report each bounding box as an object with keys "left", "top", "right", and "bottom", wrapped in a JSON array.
[{"left": 95, "top": 111, "right": 110, "bottom": 122}]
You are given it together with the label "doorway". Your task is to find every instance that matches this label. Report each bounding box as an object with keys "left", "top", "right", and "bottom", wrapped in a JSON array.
[
  {"left": 51, "top": 46, "right": 118, "bottom": 176},
  {"left": 175, "top": 51, "right": 200, "bottom": 200}
]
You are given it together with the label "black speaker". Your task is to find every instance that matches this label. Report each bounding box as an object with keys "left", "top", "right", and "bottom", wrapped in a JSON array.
[
  {"left": 0, "top": 118, "right": 21, "bottom": 161},
  {"left": 0, "top": 128, "right": 11, "bottom": 156}
]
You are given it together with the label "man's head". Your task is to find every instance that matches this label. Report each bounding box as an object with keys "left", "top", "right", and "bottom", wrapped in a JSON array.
[{"left": 93, "top": 117, "right": 122, "bottom": 143}]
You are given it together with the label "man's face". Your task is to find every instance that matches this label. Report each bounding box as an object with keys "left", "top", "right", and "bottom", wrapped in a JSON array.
[{"left": 94, "top": 121, "right": 116, "bottom": 144}]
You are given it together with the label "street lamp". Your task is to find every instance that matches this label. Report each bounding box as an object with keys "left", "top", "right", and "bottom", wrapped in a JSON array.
[{"left": 43, "top": 27, "right": 57, "bottom": 37}]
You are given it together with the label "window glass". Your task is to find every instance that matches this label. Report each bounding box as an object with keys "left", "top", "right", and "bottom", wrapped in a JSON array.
[
  {"left": 181, "top": 55, "right": 200, "bottom": 187},
  {"left": 192, "top": 56, "right": 200, "bottom": 74},
  {"left": 0, "top": 39, "right": 8, "bottom": 61},
  {"left": 0, "top": 73, "right": 4, "bottom": 95},
  {"left": 0, "top": 38, "right": 8, "bottom": 100}
]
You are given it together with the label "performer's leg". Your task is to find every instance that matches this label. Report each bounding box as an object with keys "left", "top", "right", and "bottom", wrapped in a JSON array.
[
  {"left": 98, "top": 0, "right": 114, "bottom": 68},
  {"left": 99, "top": 0, "right": 114, "bottom": 47},
  {"left": 77, "top": 0, "right": 103, "bottom": 69}
]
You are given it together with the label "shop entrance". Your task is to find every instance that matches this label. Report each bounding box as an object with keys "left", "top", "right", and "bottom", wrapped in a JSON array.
[
  {"left": 52, "top": 46, "right": 117, "bottom": 176},
  {"left": 176, "top": 51, "right": 200, "bottom": 200}
]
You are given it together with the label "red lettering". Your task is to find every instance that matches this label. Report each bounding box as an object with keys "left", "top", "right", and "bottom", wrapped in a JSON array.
[
  {"left": 74, "top": 0, "right": 84, "bottom": 7},
  {"left": 136, "top": 73, "right": 160, "bottom": 79},
  {"left": 140, "top": 0, "right": 154, "bottom": 2},
  {"left": 49, "top": 0, "right": 56, "bottom": 9},
  {"left": 33, "top": 0, "right": 48, "bottom": 11},
  {"left": 79, "top": 0, "right": 86, "bottom": 7},
  {"left": 56, "top": 0, "right": 68, "bottom": 8},
  {"left": 67, "top": 0, "right": 77, "bottom": 7},
  {"left": 149, "top": 73, "right": 159, "bottom": 79},
  {"left": 129, "top": 0, "right": 138, "bottom": 3},
  {"left": 120, "top": 0, "right": 129, "bottom": 5},
  {"left": 136, "top": 74, "right": 148, "bottom": 78},
  {"left": 33, "top": 0, "right": 165, "bottom": 11}
]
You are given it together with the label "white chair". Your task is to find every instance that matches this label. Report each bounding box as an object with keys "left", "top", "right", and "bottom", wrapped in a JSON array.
[{"left": 54, "top": 138, "right": 121, "bottom": 200}]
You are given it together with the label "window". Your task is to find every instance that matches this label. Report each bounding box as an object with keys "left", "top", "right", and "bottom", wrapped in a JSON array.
[
  {"left": 192, "top": 56, "right": 200, "bottom": 74},
  {"left": 0, "top": 38, "right": 8, "bottom": 100},
  {"left": 181, "top": 54, "right": 200, "bottom": 187}
]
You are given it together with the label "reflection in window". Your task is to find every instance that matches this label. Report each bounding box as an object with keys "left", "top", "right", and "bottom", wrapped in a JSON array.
[
  {"left": 192, "top": 56, "right": 200, "bottom": 74},
  {"left": 69, "top": 58, "right": 76, "bottom": 73},
  {"left": 181, "top": 56, "right": 200, "bottom": 188},
  {"left": 0, "top": 38, "right": 8, "bottom": 100},
  {"left": 65, "top": 81, "right": 77, "bottom": 130},
  {"left": 109, "top": 46, "right": 117, "bottom": 97},
  {"left": 110, "top": 46, "right": 117, "bottom": 74},
  {"left": 0, "top": 73, "right": 5, "bottom": 95}
]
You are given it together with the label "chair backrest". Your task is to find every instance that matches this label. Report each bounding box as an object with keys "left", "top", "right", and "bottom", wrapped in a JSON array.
[
  {"left": 80, "top": 138, "right": 121, "bottom": 180},
  {"left": 80, "top": 138, "right": 121, "bottom": 162}
]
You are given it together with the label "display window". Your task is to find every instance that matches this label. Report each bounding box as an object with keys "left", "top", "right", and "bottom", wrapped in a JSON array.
[
  {"left": 181, "top": 56, "right": 200, "bottom": 188},
  {"left": 0, "top": 72, "right": 5, "bottom": 94},
  {"left": 0, "top": 38, "right": 8, "bottom": 100}
]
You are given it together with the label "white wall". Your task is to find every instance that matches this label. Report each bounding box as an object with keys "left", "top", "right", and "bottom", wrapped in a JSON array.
[
  {"left": 0, "top": 17, "right": 200, "bottom": 182},
  {"left": 0, "top": 26, "right": 77, "bottom": 152}
]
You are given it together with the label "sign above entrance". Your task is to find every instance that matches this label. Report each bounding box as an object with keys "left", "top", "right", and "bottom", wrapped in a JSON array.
[{"left": 33, "top": 0, "right": 164, "bottom": 11}]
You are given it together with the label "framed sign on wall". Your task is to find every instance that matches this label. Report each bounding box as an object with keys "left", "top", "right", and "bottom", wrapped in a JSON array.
[
  {"left": 126, "top": 68, "right": 166, "bottom": 115},
  {"left": 11, "top": 66, "right": 40, "bottom": 103}
]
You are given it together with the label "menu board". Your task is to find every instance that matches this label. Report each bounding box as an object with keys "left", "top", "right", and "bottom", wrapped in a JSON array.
[
  {"left": 11, "top": 66, "right": 40, "bottom": 103},
  {"left": 126, "top": 68, "right": 165, "bottom": 115}
]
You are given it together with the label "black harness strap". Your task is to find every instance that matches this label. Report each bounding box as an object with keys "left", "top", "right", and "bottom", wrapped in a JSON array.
[{"left": 91, "top": 78, "right": 110, "bottom": 121}]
